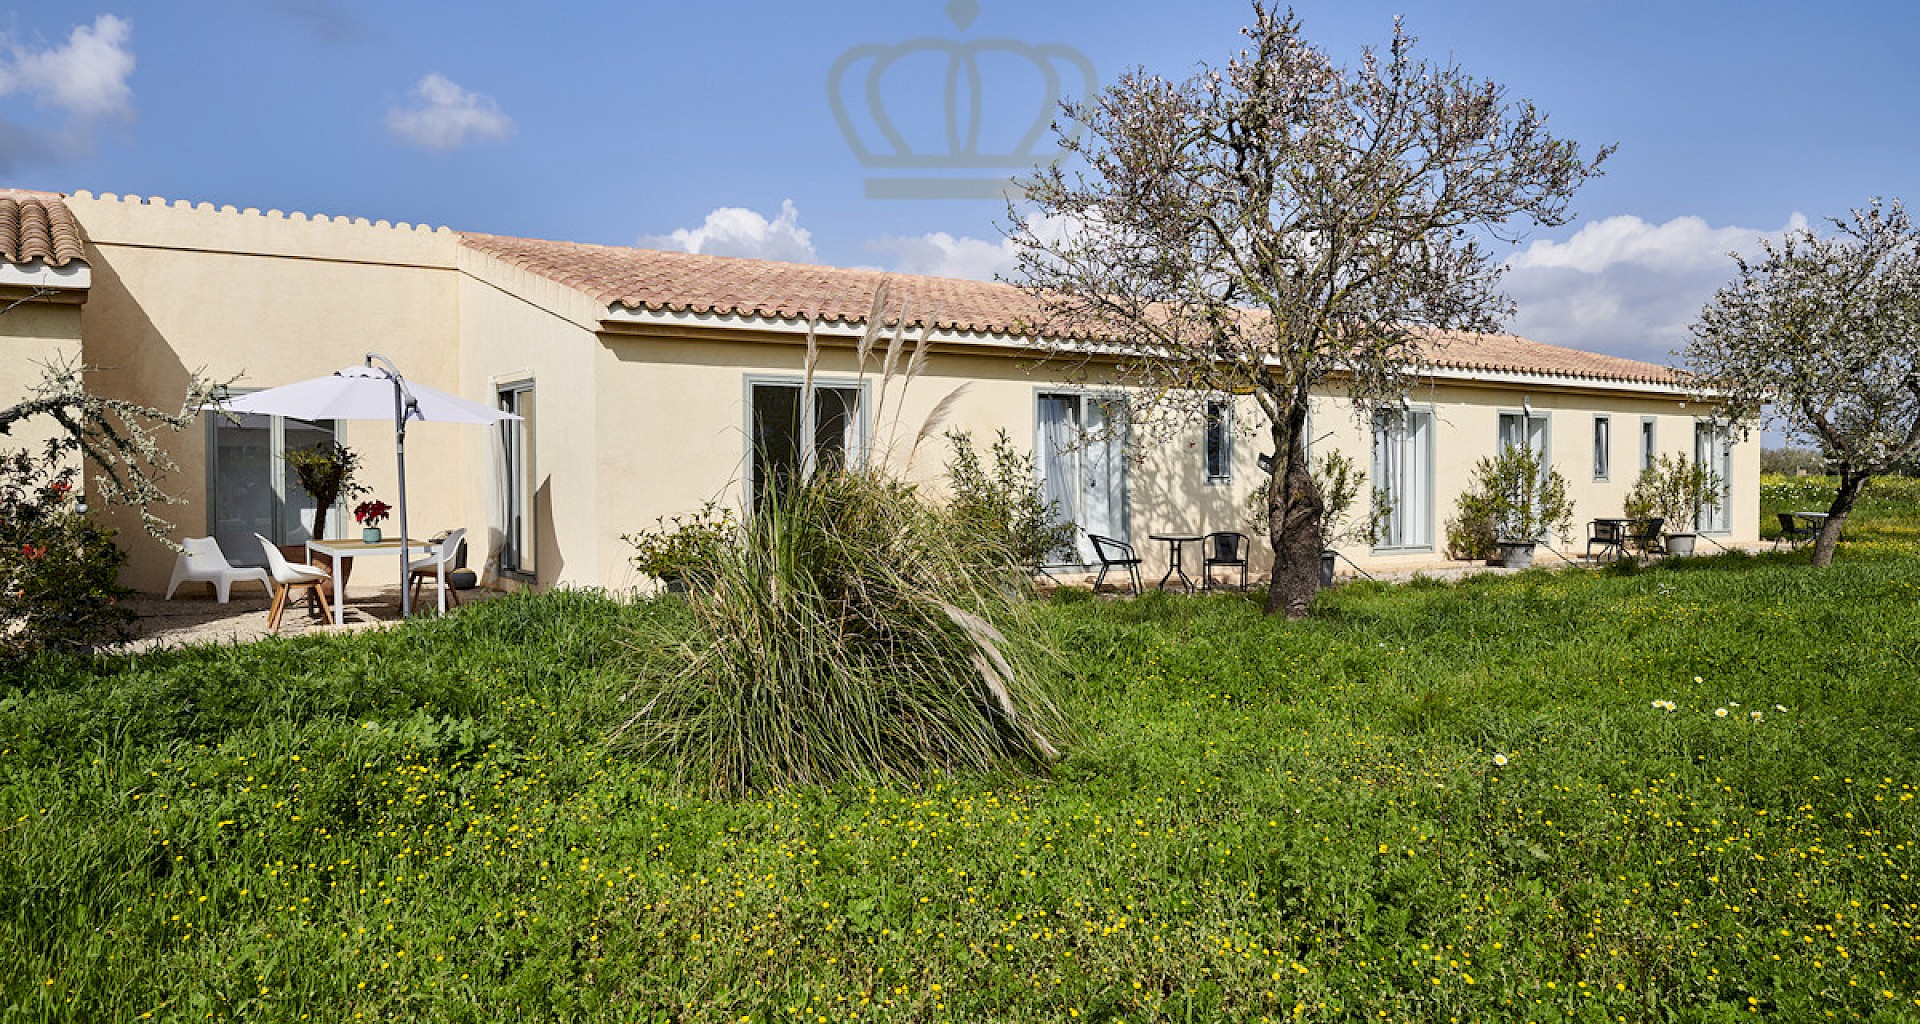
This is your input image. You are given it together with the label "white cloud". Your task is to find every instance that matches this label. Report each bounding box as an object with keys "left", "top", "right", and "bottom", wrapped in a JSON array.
[
  {"left": 865, "top": 214, "right": 1092, "bottom": 281},
  {"left": 1502, "top": 213, "right": 1807, "bottom": 365},
  {"left": 868, "top": 231, "right": 1014, "bottom": 280},
  {"left": 385, "top": 73, "right": 511, "bottom": 151},
  {"left": 640, "top": 200, "right": 817, "bottom": 263},
  {"left": 0, "top": 14, "right": 135, "bottom": 121}
]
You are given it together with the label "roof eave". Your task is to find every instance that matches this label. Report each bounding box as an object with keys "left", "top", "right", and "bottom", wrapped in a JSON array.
[
  {"left": 602, "top": 305, "right": 1696, "bottom": 396},
  {"left": 0, "top": 259, "right": 90, "bottom": 294}
]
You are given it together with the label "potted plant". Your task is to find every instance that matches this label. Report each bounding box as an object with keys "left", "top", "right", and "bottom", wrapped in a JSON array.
[
  {"left": 1310, "top": 451, "right": 1386, "bottom": 585},
  {"left": 1626, "top": 453, "right": 1722, "bottom": 557},
  {"left": 1470, "top": 443, "right": 1573, "bottom": 569},
  {"left": 354, "top": 499, "right": 393, "bottom": 543},
  {"left": 624, "top": 501, "right": 736, "bottom": 592},
  {"left": 283, "top": 440, "right": 368, "bottom": 581}
]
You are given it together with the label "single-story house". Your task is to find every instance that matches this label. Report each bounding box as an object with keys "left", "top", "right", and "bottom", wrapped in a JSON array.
[{"left": 1, "top": 188, "right": 1757, "bottom": 594}]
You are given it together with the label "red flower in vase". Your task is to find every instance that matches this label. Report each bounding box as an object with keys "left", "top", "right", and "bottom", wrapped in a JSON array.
[{"left": 353, "top": 499, "right": 393, "bottom": 527}]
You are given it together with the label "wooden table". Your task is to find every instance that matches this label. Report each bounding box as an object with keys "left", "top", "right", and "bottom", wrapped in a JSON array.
[
  {"left": 306, "top": 536, "right": 432, "bottom": 626},
  {"left": 1148, "top": 533, "right": 1203, "bottom": 592}
]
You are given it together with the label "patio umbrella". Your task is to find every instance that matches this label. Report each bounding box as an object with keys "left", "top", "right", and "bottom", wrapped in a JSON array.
[{"left": 213, "top": 353, "right": 518, "bottom": 616}]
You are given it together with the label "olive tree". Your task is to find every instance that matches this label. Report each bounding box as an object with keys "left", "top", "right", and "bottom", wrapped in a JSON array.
[
  {"left": 1686, "top": 199, "right": 1920, "bottom": 567},
  {"left": 1005, "top": 4, "right": 1609, "bottom": 617}
]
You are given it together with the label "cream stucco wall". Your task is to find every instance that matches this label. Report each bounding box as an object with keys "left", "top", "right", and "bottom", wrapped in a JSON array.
[
  {"left": 1, "top": 289, "right": 86, "bottom": 460},
  {"left": 67, "top": 193, "right": 478, "bottom": 593}
]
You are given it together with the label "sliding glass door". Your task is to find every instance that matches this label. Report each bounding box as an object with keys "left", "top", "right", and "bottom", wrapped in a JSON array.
[
  {"left": 207, "top": 411, "right": 339, "bottom": 565},
  {"left": 1036, "top": 392, "right": 1129, "bottom": 564}
]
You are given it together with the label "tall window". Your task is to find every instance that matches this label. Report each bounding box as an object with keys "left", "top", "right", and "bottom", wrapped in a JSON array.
[
  {"left": 1694, "top": 420, "right": 1733, "bottom": 533},
  {"left": 748, "top": 379, "right": 864, "bottom": 508},
  {"left": 1203, "top": 399, "right": 1232, "bottom": 483},
  {"left": 206, "top": 409, "right": 339, "bottom": 565},
  {"left": 498, "top": 382, "right": 536, "bottom": 578},
  {"left": 1640, "top": 418, "right": 1657, "bottom": 473},
  {"left": 1372, "top": 407, "right": 1433, "bottom": 549},
  {"left": 1593, "top": 415, "right": 1611, "bottom": 481}
]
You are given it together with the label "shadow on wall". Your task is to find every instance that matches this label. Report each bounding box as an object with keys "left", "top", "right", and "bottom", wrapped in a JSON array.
[{"left": 79, "top": 258, "right": 203, "bottom": 592}]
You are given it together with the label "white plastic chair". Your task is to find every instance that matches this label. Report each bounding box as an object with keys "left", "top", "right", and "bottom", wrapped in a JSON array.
[
  {"left": 254, "top": 533, "right": 332, "bottom": 633},
  {"left": 165, "top": 537, "right": 270, "bottom": 604},
  {"left": 407, "top": 528, "right": 466, "bottom": 614}
]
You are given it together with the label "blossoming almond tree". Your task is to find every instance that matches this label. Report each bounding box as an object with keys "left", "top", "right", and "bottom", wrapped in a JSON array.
[
  {"left": 1686, "top": 199, "right": 1920, "bottom": 567},
  {"left": 1005, "top": 4, "right": 1610, "bottom": 617}
]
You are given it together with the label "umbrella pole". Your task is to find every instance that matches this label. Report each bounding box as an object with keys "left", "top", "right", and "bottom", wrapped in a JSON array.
[{"left": 369, "top": 353, "right": 413, "bottom": 619}]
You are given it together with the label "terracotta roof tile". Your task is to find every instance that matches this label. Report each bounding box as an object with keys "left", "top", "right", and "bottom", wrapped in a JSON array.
[
  {"left": 0, "top": 190, "right": 85, "bottom": 268},
  {"left": 458, "top": 232, "right": 1680, "bottom": 387}
]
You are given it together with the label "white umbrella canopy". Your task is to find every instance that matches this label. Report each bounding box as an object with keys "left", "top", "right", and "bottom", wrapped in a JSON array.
[
  {"left": 219, "top": 365, "right": 510, "bottom": 424},
  {"left": 209, "top": 355, "right": 519, "bottom": 616}
]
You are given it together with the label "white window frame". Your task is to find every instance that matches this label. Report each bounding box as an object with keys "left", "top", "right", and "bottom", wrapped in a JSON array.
[
  {"left": 497, "top": 380, "right": 536, "bottom": 580},
  {"left": 1371, "top": 405, "right": 1435, "bottom": 552},
  {"left": 743, "top": 375, "right": 872, "bottom": 509},
  {"left": 1640, "top": 417, "right": 1657, "bottom": 474},
  {"left": 1593, "top": 414, "right": 1611, "bottom": 482},
  {"left": 1203, "top": 398, "right": 1233, "bottom": 484},
  {"left": 1694, "top": 419, "right": 1734, "bottom": 535}
]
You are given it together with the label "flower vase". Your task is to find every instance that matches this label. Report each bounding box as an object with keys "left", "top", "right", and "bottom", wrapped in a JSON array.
[{"left": 362, "top": 526, "right": 383, "bottom": 543}]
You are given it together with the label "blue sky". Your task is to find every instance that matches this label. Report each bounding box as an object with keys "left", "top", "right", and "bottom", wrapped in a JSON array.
[{"left": 3, "top": 1, "right": 1917, "bottom": 371}]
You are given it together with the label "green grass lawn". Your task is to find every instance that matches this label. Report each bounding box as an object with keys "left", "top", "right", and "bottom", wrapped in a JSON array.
[{"left": 5, "top": 505, "right": 1920, "bottom": 1022}]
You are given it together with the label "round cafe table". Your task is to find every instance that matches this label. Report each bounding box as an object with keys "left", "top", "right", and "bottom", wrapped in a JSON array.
[{"left": 1148, "top": 533, "right": 1203, "bottom": 592}]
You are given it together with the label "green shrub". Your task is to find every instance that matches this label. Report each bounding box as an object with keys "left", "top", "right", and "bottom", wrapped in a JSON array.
[
  {"left": 0, "top": 449, "right": 132, "bottom": 663},
  {"left": 1627, "top": 452, "right": 1721, "bottom": 533},
  {"left": 623, "top": 500, "right": 736, "bottom": 586},
  {"left": 943, "top": 428, "right": 1074, "bottom": 570},
  {"left": 614, "top": 467, "right": 1068, "bottom": 794},
  {"left": 1443, "top": 487, "right": 1500, "bottom": 561},
  {"left": 1446, "top": 445, "right": 1572, "bottom": 557},
  {"left": 281, "top": 440, "right": 367, "bottom": 542}
]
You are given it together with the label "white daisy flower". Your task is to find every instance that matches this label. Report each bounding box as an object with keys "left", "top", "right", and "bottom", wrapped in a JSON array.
[
  {"left": 1493, "top": 754, "right": 1509, "bottom": 767},
  {"left": 1715, "top": 708, "right": 1729, "bottom": 718}
]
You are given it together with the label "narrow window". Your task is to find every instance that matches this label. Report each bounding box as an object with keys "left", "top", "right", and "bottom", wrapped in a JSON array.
[
  {"left": 748, "top": 379, "right": 864, "bottom": 508},
  {"left": 1593, "top": 415, "right": 1611, "bottom": 481},
  {"left": 1694, "top": 420, "right": 1734, "bottom": 534},
  {"left": 1204, "top": 399, "right": 1232, "bottom": 483},
  {"left": 1640, "top": 417, "right": 1657, "bottom": 473},
  {"left": 498, "top": 382, "right": 536, "bottom": 578},
  {"left": 206, "top": 407, "right": 340, "bottom": 565},
  {"left": 1371, "top": 407, "right": 1433, "bottom": 549}
]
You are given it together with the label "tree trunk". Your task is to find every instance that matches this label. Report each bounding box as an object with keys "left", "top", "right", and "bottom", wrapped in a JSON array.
[
  {"left": 1263, "top": 402, "right": 1323, "bottom": 619},
  {"left": 1811, "top": 471, "right": 1870, "bottom": 568}
]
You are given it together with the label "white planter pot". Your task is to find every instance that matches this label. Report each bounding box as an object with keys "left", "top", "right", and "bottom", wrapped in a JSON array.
[
  {"left": 1665, "top": 533, "right": 1697, "bottom": 557},
  {"left": 1498, "top": 541, "right": 1537, "bottom": 569}
]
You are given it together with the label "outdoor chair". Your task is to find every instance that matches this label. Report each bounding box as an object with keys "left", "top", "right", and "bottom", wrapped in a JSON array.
[
  {"left": 254, "top": 533, "right": 332, "bottom": 633},
  {"left": 407, "top": 528, "right": 466, "bottom": 614},
  {"left": 165, "top": 537, "right": 270, "bottom": 604},
  {"left": 1087, "top": 534, "right": 1143, "bottom": 595},
  {"left": 1626, "top": 517, "right": 1665, "bottom": 557},
  {"left": 1776, "top": 512, "right": 1817, "bottom": 549},
  {"left": 1201, "top": 531, "right": 1250, "bottom": 591},
  {"left": 1585, "top": 520, "right": 1626, "bottom": 564}
]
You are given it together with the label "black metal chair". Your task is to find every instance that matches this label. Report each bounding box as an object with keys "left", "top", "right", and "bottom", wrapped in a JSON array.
[
  {"left": 1776, "top": 511, "right": 1817, "bottom": 549},
  {"left": 1626, "top": 517, "right": 1665, "bottom": 557},
  {"left": 1586, "top": 520, "right": 1626, "bottom": 563},
  {"left": 1087, "top": 534, "right": 1143, "bottom": 595},
  {"left": 1201, "top": 531, "right": 1250, "bottom": 591}
]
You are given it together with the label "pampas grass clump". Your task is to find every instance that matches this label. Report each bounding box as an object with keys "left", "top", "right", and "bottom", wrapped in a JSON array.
[{"left": 614, "top": 465, "right": 1068, "bottom": 796}]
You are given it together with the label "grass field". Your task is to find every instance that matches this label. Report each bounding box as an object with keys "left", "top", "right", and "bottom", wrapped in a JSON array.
[{"left": 3, "top": 489, "right": 1918, "bottom": 1022}]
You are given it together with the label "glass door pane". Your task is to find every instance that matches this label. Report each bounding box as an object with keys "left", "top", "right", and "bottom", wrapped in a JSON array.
[
  {"left": 751, "top": 384, "right": 803, "bottom": 509},
  {"left": 282, "top": 418, "right": 335, "bottom": 543},
  {"left": 211, "top": 413, "right": 276, "bottom": 565}
]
